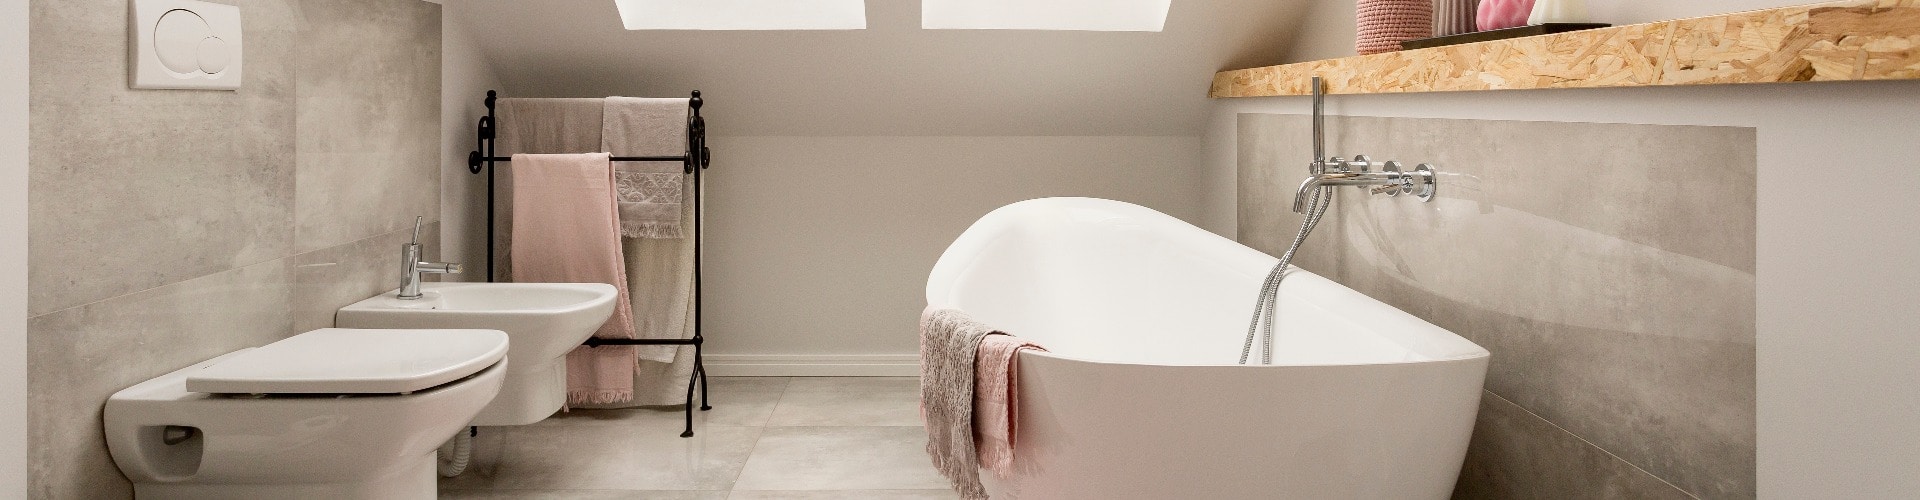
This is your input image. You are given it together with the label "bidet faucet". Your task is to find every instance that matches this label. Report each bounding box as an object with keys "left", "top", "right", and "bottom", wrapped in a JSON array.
[{"left": 399, "top": 216, "right": 461, "bottom": 300}]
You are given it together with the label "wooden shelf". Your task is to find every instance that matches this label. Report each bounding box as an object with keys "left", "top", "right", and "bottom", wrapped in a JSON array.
[{"left": 1209, "top": 0, "right": 1920, "bottom": 98}]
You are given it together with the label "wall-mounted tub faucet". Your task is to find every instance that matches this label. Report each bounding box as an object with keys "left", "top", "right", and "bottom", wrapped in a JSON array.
[
  {"left": 399, "top": 216, "right": 462, "bottom": 300},
  {"left": 1291, "top": 78, "right": 1437, "bottom": 213},
  {"left": 1292, "top": 156, "right": 1436, "bottom": 213}
]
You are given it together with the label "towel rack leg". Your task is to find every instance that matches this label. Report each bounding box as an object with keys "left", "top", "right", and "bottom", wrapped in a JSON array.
[{"left": 680, "top": 354, "right": 698, "bottom": 438}]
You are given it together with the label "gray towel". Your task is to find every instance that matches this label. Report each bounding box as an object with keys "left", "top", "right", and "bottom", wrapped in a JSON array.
[
  {"left": 491, "top": 97, "right": 607, "bottom": 282},
  {"left": 919, "top": 308, "right": 998, "bottom": 500},
  {"left": 602, "top": 97, "right": 689, "bottom": 239}
]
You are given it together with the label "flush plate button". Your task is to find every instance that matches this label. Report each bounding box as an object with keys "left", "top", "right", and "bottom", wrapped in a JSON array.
[{"left": 130, "top": 0, "right": 243, "bottom": 90}]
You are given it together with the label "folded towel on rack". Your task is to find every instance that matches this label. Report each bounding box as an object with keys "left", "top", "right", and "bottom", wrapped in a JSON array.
[
  {"left": 919, "top": 308, "right": 1000, "bottom": 500},
  {"left": 508, "top": 152, "right": 639, "bottom": 405},
  {"left": 602, "top": 97, "right": 690, "bottom": 239},
  {"left": 973, "top": 332, "right": 1046, "bottom": 480},
  {"left": 492, "top": 97, "right": 607, "bottom": 282}
]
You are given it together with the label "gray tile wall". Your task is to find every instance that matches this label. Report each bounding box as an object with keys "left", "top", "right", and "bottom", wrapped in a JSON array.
[
  {"left": 1236, "top": 114, "right": 1756, "bottom": 499},
  {"left": 25, "top": 0, "right": 441, "bottom": 498}
]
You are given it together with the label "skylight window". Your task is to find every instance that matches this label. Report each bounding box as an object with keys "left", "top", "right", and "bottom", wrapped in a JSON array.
[
  {"left": 921, "top": 0, "right": 1172, "bottom": 32},
  {"left": 613, "top": 0, "right": 867, "bottom": 30}
]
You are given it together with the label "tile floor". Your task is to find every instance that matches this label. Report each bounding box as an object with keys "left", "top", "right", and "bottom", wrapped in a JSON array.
[{"left": 440, "top": 377, "right": 959, "bottom": 499}]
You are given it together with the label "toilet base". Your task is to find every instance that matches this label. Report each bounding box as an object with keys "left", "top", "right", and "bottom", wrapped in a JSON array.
[
  {"left": 133, "top": 455, "right": 435, "bottom": 500},
  {"left": 471, "top": 359, "right": 565, "bottom": 426}
]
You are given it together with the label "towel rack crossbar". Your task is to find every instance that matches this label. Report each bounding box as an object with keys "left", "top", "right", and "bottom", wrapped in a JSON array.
[{"left": 476, "top": 155, "right": 687, "bottom": 163}]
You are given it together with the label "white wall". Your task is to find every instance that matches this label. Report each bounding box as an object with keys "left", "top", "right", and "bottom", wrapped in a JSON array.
[
  {"left": 703, "top": 135, "right": 1205, "bottom": 375},
  {"left": 1, "top": 0, "right": 29, "bottom": 495},
  {"left": 1205, "top": 1, "right": 1920, "bottom": 492},
  {"left": 437, "top": 0, "right": 507, "bottom": 275}
]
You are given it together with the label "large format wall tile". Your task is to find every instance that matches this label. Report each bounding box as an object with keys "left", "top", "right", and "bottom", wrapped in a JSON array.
[
  {"left": 26, "top": 1, "right": 445, "bottom": 497},
  {"left": 26, "top": 263, "right": 293, "bottom": 499},
  {"left": 288, "top": 222, "right": 441, "bottom": 332},
  {"left": 28, "top": 0, "right": 299, "bottom": 316},
  {"left": 292, "top": 0, "right": 441, "bottom": 253},
  {"left": 1237, "top": 114, "right": 1756, "bottom": 498},
  {"left": 1453, "top": 392, "right": 1692, "bottom": 499}
]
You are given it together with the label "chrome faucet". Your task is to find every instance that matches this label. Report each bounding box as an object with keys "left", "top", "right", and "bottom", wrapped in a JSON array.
[
  {"left": 1291, "top": 77, "right": 1436, "bottom": 214},
  {"left": 1292, "top": 156, "right": 1435, "bottom": 213},
  {"left": 399, "top": 216, "right": 461, "bottom": 300}
]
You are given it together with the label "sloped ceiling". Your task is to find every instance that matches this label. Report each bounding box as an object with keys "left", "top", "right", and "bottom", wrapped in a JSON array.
[{"left": 447, "top": 0, "right": 1310, "bottom": 136}]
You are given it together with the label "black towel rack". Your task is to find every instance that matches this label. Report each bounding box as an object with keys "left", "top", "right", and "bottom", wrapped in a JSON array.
[{"left": 467, "top": 90, "right": 714, "bottom": 438}]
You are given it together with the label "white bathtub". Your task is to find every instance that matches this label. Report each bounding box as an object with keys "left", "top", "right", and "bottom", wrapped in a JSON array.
[{"left": 927, "top": 197, "right": 1490, "bottom": 499}]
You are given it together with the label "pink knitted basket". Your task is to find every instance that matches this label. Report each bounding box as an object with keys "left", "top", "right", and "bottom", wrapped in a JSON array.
[{"left": 1356, "top": 0, "right": 1435, "bottom": 55}]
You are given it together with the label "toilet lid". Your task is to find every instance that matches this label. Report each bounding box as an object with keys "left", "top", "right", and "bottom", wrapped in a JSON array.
[{"left": 184, "top": 328, "right": 509, "bottom": 395}]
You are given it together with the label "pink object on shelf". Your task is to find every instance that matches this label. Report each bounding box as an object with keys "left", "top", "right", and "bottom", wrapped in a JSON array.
[
  {"left": 1476, "top": 0, "right": 1536, "bottom": 31},
  {"left": 1356, "top": 0, "right": 1434, "bottom": 55}
]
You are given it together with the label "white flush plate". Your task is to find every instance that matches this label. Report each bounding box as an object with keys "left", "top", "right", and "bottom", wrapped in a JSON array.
[{"left": 129, "top": 0, "right": 242, "bottom": 90}]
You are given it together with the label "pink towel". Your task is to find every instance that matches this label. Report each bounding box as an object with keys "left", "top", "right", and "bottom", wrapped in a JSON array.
[
  {"left": 508, "top": 152, "right": 639, "bottom": 405},
  {"left": 973, "top": 333, "right": 1046, "bottom": 479}
]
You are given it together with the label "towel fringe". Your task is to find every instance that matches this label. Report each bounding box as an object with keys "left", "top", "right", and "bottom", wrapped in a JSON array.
[
  {"left": 568, "top": 389, "right": 635, "bottom": 406},
  {"left": 621, "top": 221, "right": 684, "bottom": 239}
]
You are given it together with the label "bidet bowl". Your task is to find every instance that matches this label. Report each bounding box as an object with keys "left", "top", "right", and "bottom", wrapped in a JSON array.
[{"left": 336, "top": 282, "right": 617, "bottom": 425}]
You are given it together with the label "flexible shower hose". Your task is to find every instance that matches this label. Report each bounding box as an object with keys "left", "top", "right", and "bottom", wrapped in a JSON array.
[
  {"left": 438, "top": 429, "right": 472, "bottom": 477},
  {"left": 1239, "top": 185, "right": 1333, "bottom": 365}
]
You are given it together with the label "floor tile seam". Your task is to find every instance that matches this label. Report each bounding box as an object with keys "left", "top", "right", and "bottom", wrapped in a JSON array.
[
  {"left": 1484, "top": 390, "right": 1703, "bottom": 499},
  {"left": 721, "top": 424, "right": 772, "bottom": 491}
]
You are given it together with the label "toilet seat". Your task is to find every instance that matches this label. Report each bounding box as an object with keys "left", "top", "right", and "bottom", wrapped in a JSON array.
[
  {"left": 185, "top": 328, "right": 508, "bottom": 395},
  {"left": 105, "top": 328, "right": 511, "bottom": 500}
]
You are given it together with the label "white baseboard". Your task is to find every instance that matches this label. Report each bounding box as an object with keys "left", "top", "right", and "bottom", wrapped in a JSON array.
[{"left": 703, "top": 354, "right": 920, "bottom": 377}]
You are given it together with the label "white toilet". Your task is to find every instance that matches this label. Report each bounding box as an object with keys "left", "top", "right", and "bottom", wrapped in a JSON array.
[{"left": 103, "top": 328, "right": 510, "bottom": 500}]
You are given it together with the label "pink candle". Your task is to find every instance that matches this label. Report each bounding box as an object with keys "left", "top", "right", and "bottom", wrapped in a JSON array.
[{"left": 1477, "top": 0, "right": 1536, "bottom": 31}]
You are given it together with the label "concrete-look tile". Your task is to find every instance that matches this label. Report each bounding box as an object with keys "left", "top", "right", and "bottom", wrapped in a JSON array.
[
  {"left": 727, "top": 490, "right": 960, "bottom": 500},
  {"left": 26, "top": 263, "right": 294, "bottom": 499},
  {"left": 732, "top": 427, "right": 948, "bottom": 491},
  {"left": 768, "top": 377, "right": 922, "bottom": 427},
  {"left": 1453, "top": 392, "right": 1693, "bottom": 500},
  {"left": 291, "top": 0, "right": 441, "bottom": 252},
  {"left": 442, "top": 422, "right": 763, "bottom": 492},
  {"left": 708, "top": 376, "right": 794, "bottom": 393},
  {"left": 439, "top": 489, "right": 730, "bottom": 499},
  {"left": 1238, "top": 113, "right": 1755, "bottom": 498},
  {"left": 28, "top": 0, "right": 299, "bottom": 316},
  {"left": 542, "top": 391, "right": 785, "bottom": 429},
  {"left": 288, "top": 222, "right": 442, "bottom": 332}
]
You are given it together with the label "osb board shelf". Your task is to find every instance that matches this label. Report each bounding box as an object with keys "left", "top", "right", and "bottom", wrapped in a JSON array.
[{"left": 1208, "top": 0, "right": 1920, "bottom": 98}]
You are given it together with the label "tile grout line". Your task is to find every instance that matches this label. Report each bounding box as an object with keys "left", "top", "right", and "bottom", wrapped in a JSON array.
[
  {"left": 27, "top": 221, "right": 439, "bottom": 321},
  {"left": 1483, "top": 390, "right": 1704, "bottom": 500},
  {"left": 725, "top": 378, "right": 793, "bottom": 493}
]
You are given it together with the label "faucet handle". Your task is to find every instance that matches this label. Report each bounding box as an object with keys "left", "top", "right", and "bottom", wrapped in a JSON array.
[
  {"left": 1348, "top": 155, "right": 1372, "bottom": 173},
  {"left": 410, "top": 216, "right": 423, "bottom": 246}
]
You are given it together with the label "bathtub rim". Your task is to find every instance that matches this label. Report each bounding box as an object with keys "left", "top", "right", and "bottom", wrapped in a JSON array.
[{"left": 927, "top": 196, "right": 1490, "bottom": 370}]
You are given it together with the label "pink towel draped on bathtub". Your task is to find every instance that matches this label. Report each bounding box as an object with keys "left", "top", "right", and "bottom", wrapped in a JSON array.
[
  {"left": 973, "top": 333, "right": 1047, "bottom": 479},
  {"left": 920, "top": 307, "right": 1047, "bottom": 499},
  {"left": 508, "top": 152, "right": 640, "bottom": 405}
]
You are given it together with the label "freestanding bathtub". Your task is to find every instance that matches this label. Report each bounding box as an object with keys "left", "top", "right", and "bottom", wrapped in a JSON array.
[{"left": 926, "top": 197, "right": 1490, "bottom": 499}]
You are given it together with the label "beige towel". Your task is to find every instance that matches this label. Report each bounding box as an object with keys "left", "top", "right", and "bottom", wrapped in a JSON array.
[
  {"left": 508, "top": 152, "right": 639, "bottom": 405},
  {"left": 600, "top": 97, "right": 696, "bottom": 365},
  {"left": 492, "top": 98, "right": 606, "bottom": 282},
  {"left": 920, "top": 308, "right": 999, "bottom": 500},
  {"left": 603, "top": 97, "right": 689, "bottom": 239},
  {"left": 973, "top": 333, "right": 1046, "bottom": 479}
]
